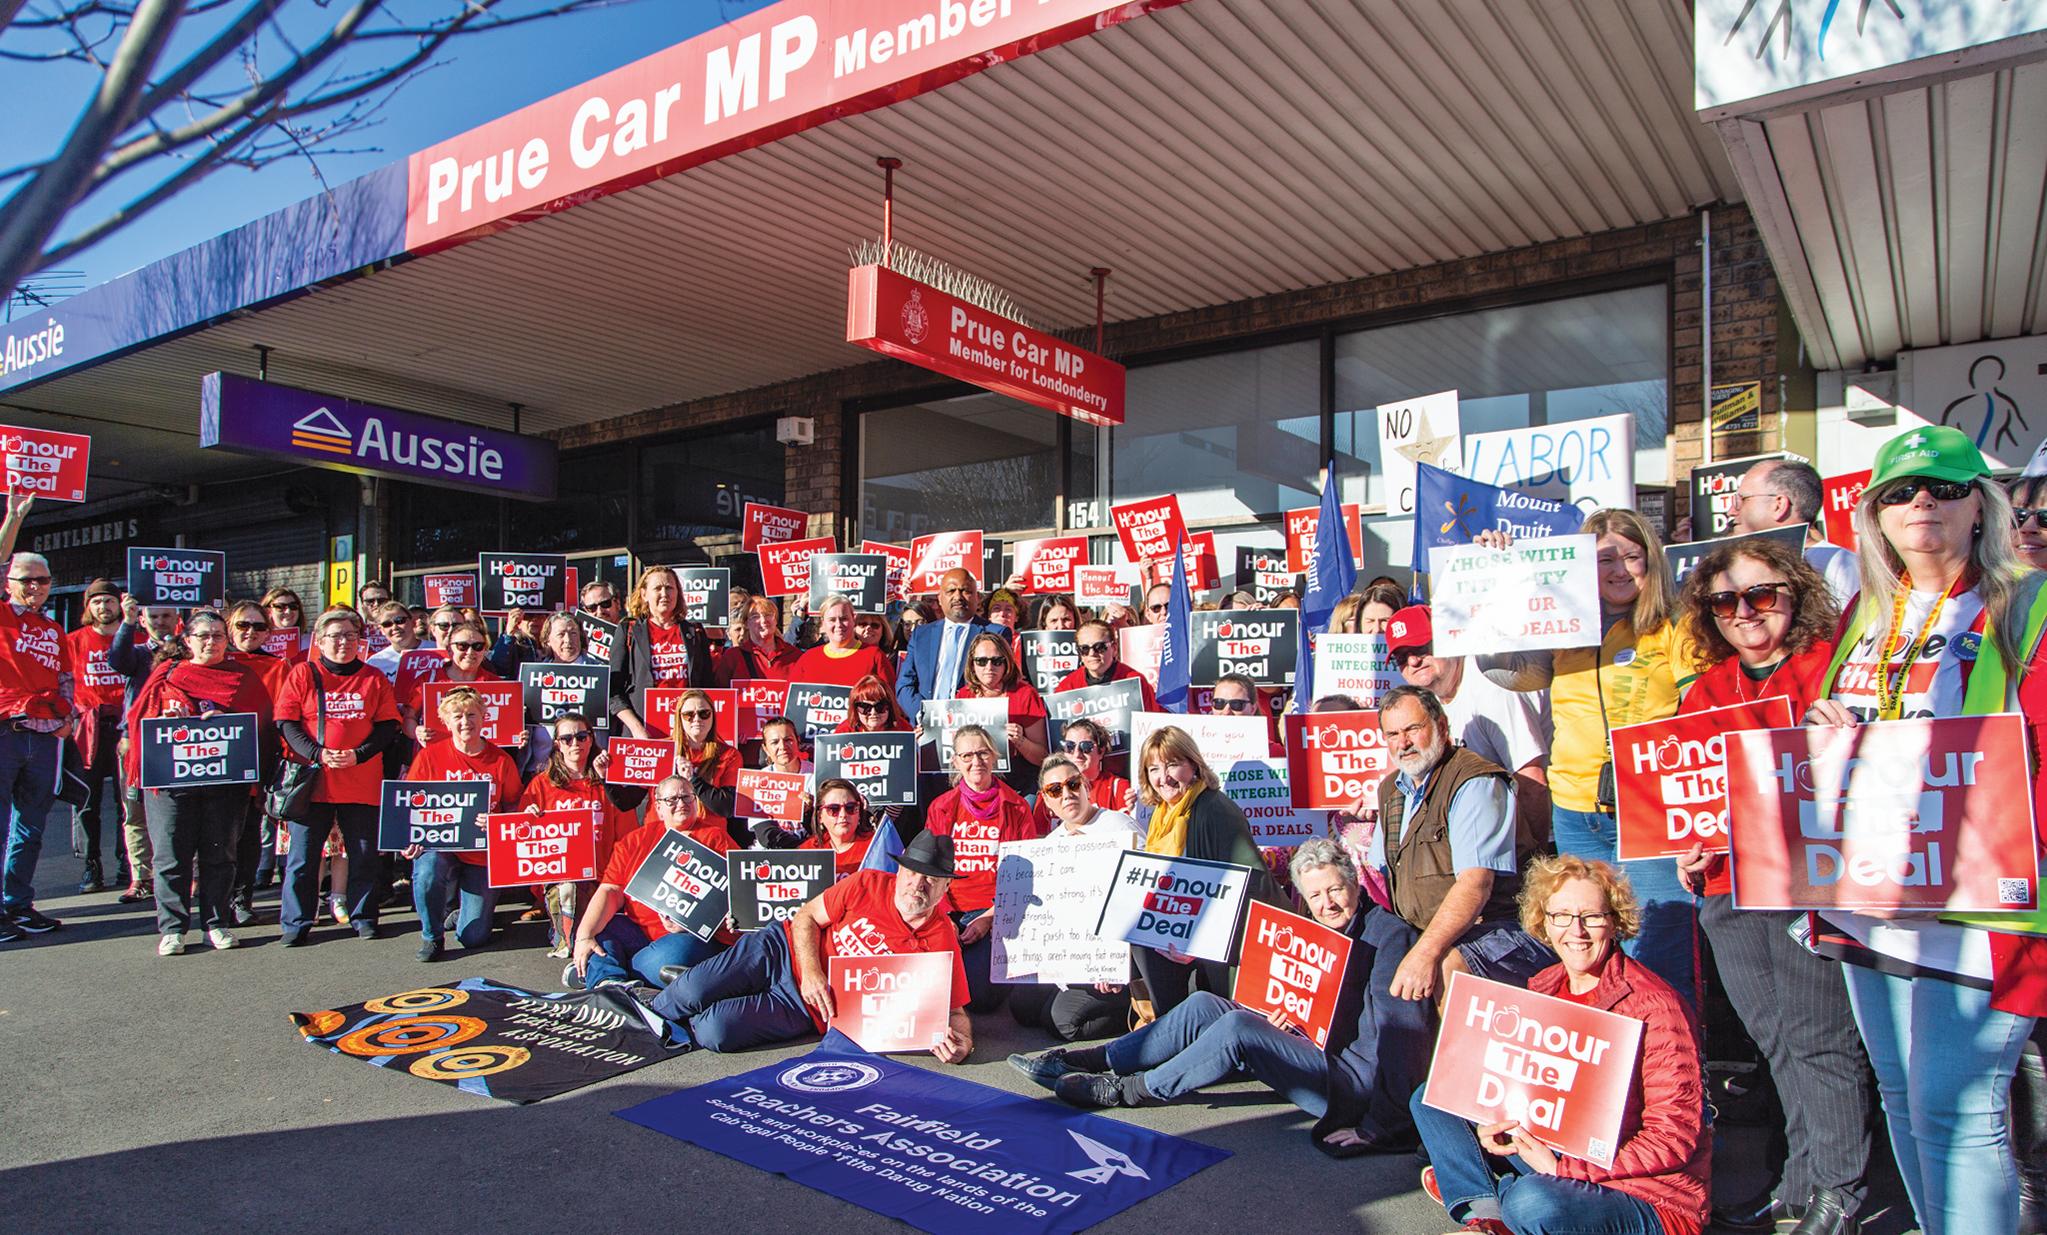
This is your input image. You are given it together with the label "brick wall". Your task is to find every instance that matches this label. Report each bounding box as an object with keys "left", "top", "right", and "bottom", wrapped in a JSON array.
[{"left": 553, "top": 204, "right": 1788, "bottom": 537}]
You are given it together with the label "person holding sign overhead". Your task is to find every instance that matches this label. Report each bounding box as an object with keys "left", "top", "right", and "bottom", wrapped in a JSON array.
[
  {"left": 568, "top": 774, "right": 736, "bottom": 990},
  {"left": 609, "top": 566, "right": 715, "bottom": 742},
  {"left": 954, "top": 631, "right": 1049, "bottom": 794},
  {"left": 400, "top": 686, "right": 522, "bottom": 963},
  {"left": 126, "top": 609, "right": 272, "bottom": 956},
  {"left": 1478, "top": 510, "right": 1704, "bottom": 1008},
  {"left": 1667, "top": 538, "right": 1867, "bottom": 1234},
  {"left": 921, "top": 724, "right": 1044, "bottom": 1011},
  {"left": 798, "top": 778, "right": 875, "bottom": 879},
  {"left": 1410, "top": 856, "right": 1708, "bottom": 1235},
  {"left": 791, "top": 593, "right": 897, "bottom": 692},
  {"left": 1803, "top": 426, "right": 2047, "bottom": 1235}
]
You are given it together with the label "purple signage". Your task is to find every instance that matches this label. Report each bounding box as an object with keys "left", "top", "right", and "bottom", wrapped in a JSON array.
[{"left": 200, "top": 372, "right": 557, "bottom": 501}]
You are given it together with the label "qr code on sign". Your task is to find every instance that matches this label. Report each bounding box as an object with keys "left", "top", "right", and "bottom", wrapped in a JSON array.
[
  {"left": 1999, "top": 878, "right": 2030, "bottom": 906},
  {"left": 1586, "top": 1136, "right": 1615, "bottom": 1166}
]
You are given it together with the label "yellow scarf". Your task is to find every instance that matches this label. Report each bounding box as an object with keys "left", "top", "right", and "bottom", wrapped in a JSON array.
[{"left": 1145, "top": 782, "right": 1203, "bottom": 857}]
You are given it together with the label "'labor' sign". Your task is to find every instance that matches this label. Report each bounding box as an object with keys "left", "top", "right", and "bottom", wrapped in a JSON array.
[
  {"left": 1611, "top": 697, "right": 1795, "bottom": 861},
  {"left": 1094, "top": 850, "right": 1254, "bottom": 964},
  {"left": 484, "top": 809, "right": 596, "bottom": 888}
]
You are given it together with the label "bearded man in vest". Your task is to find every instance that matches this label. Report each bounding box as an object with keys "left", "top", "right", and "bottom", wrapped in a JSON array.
[{"left": 1338, "top": 685, "right": 1552, "bottom": 1148}]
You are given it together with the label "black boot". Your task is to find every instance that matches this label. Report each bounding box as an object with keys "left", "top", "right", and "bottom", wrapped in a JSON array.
[
  {"left": 1786, "top": 1187, "right": 1859, "bottom": 1235},
  {"left": 1711, "top": 1190, "right": 1803, "bottom": 1232},
  {"left": 2016, "top": 1025, "right": 2047, "bottom": 1234},
  {"left": 77, "top": 860, "right": 103, "bottom": 894}
]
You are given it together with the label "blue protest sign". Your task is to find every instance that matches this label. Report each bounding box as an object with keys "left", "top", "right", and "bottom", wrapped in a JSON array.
[
  {"left": 1411, "top": 461, "right": 1585, "bottom": 565},
  {"left": 616, "top": 1033, "right": 1228, "bottom": 1235}
]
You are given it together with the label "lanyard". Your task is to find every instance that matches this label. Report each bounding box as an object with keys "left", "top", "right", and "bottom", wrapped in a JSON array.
[{"left": 1875, "top": 573, "right": 1957, "bottom": 720}]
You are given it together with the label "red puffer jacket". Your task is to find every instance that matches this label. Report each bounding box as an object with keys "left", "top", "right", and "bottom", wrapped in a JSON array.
[{"left": 1531, "top": 952, "right": 1710, "bottom": 1235}]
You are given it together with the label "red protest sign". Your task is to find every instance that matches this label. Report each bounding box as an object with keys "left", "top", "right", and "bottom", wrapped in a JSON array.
[
  {"left": 1233, "top": 902, "right": 1353, "bottom": 1049},
  {"left": 394, "top": 648, "right": 448, "bottom": 700},
  {"left": 1726, "top": 714, "right": 2039, "bottom": 912},
  {"left": 1612, "top": 697, "right": 1795, "bottom": 861},
  {"left": 1145, "top": 530, "right": 1219, "bottom": 590},
  {"left": 1111, "top": 495, "right": 1187, "bottom": 565},
  {"left": 422, "top": 573, "right": 477, "bottom": 608},
  {"left": 1010, "top": 535, "right": 1089, "bottom": 594},
  {"left": 1074, "top": 563, "right": 1139, "bottom": 608},
  {"left": 908, "top": 530, "right": 984, "bottom": 594},
  {"left": 641, "top": 687, "right": 699, "bottom": 740},
  {"left": 1, "top": 423, "right": 90, "bottom": 503},
  {"left": 1423, "top": 972, "right": 1644, "bottom": 1168},
  {"left": 735, "top": 768, "right": 808, "bottom": 822},
  {"left": 484, "top": 808, "right": 597, "bottom": 888},
  {"left": 700, "top": 687, "right": 737, "bottom": 742},
  {"left": 1118, "top": 622, "right": 1163, "bottom": 692},
  {"left": 1284, "top": 711, "right": 1393, "bottom": 809},
  {"left": 604, "top": 737, "right": 676, "bottom": 787},
  {"left": 743, "top": 501, "right": 809, "bottom": 552},
  {"left": 732, "top": 679, "right": 789, "bottom": 743},
  {"left": 261, "top": 627, "right": 306, "bottom": 662},
  {"left": 1822, "top": 470, "right": 1869, "bottom": 551},
  {"left": 758, "top": 536, "right": 834, "bottom": 598},
  {"left": 827, "top": 952, "right": 954, "bottom": 1054},
  {"left": 860, "top": 539, "right": 913, "bottom": 603},
  {"left": 421, "top": 679, "right": 522, "bottom": 746},
  {"left": 1284, "top": 503, "right": 1364, "bottom": 574}
]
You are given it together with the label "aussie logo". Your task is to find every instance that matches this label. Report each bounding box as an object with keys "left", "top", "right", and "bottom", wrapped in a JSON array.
[{"left": 289, "top": 406, "right": 510, "bottom": 482}]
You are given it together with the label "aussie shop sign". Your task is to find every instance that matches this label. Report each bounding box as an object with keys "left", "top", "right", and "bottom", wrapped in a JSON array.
[
  {"left": 126, "top": 547, "right": 226, "bottom": 608},
  {"left": 1, "top": 424, "right": 90, "bottom": 503},
  {"left": 201, "top": 373, "right": 558, "bottom": 501},
  {"left": 848, "top": 265, "right": 1124, "bottom": 427},
  {"left": 138, "top": 713, "right": 261, "bottom": 789}
]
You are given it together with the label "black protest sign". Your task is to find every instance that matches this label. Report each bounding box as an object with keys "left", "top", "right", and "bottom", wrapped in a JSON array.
[
  {"left": 1688, "top": 454, "right": 1784, "bottom": 539},
  {"left": 982, "top": 538, "right": 1006, "bottom": 593},
  {"left": 478, "top": 551, "right": 569, "bottom": 613},
  {"left": 814, "top": 732, "right": 917, "bottom": 807},
  {"left": 376, "top": 778, "right": 491, "bottom": 851},
  {"left": 519, "top": 662, "right": 610, "bottom": 729},
  {"left": 1664, "top": 525, "right": 1807, "bottom": 588},
  {"left": 917, "top": 696, "right": 1011, "bottom": 772},
  {"left": 673, "top": 566, "right": 732, "bottom": 627},
  {"left": 1017, "top": 629, "right": 1078, "bottom": 697},
  {"left": 806, "top": 553, "right": 890, "bottom": 614},
  {"left": 138, "top": 712, "right": 261, "bottom": 789},
  {"left": 622, "top": 831, "right": 731, "bottom": 941},
  {"left": 574, "top": 610, "right": 617, "bottom": 663},
  {"left": 1188, "top": 608, "right": 1299, "bottom": 686},
  {"left": 1046, "top": 678, "right": 1143, "bottom": 755},
  {"left": 784, "top": 681, "right": 853, "bottom": 739},
  {"left": 726, "top": 848, "right": 834, "bottom": 931},
  {"left": 1235, "top": 546, "right": 1297, "bottom": 605},
  {"left": 126, "top": 547, "right": 226, "bottom": 609}
]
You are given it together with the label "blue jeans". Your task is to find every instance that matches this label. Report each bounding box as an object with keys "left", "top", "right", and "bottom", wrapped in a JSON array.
[
  {"left": 652, "top": 924, "right": 813, "bottom": 1052},
  {"left": 1843, "top": 963, "right": 2033, "bottom": 1235},
  {"left": 411, "top": 850, "right": 499, "bottom": 949},
  {"left": 1552, "top": 806, "right": 1697, "bottom": 1006},
  {"left": 581, "top": 916, "right": 723, "bottom": 988},
  {"left": 1, "top": 728, "right": 60, "bottom": 912},
  {"left": 1105, "top": 991, "right": 1330, "bottom": 1113},
  {"left": 1411, "top": 1088, "right": 1663, "bottom": 1233}
]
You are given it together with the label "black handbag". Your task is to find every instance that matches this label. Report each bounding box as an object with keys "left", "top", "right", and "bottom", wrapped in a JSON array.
[
  {"left": 265, "top": 664, "right": 324, "bottom": 822},
  {"left": 55, "top": 739, "right": 92, "bottom": 809}
]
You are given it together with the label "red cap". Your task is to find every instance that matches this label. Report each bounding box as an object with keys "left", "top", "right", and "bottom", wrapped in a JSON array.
[{"left": 1385, "top": 605, "right": 1432, "bottom": 654}]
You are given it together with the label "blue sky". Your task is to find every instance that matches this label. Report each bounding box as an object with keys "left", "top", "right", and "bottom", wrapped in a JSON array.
[{"left": 2, "top": 0, "right": 770, "bottom": 301}]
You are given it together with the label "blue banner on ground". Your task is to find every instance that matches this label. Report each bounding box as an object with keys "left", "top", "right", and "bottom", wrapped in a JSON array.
[
  {"left": 616, "top": 1032, "right": 1229, "bottom": 1234},
  {"left": 1411, "top": 460, "right": 1585, "bottom": 564}
]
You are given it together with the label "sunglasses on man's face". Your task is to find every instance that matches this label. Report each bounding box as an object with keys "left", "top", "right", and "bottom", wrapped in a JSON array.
[
  {"left": 1702, "top": 582, "right": 1792, "bottom": 620},
  {"left": 1876, "top": 477, "right": 1973, "bottom": 505},
  {"left": 1209, "top": 696, "right": 1254, "bottom": 713}
]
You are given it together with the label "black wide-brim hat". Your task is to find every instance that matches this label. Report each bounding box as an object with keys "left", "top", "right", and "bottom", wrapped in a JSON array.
[{"left": 895, "top": 831, "right": 957, "bottom": 880}]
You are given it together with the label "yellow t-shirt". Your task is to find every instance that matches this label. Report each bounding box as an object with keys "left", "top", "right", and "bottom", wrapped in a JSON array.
[{"left": 1548, "top": 618, "right": 1701, "bottom": 812}]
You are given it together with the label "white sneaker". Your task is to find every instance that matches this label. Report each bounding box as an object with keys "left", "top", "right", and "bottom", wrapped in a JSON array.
[
  {"left": 206, "top": 927, "right": 238, "bottom": 950},
  {"left": 157, "top": 933, "right": 186, "bottom": 956}
]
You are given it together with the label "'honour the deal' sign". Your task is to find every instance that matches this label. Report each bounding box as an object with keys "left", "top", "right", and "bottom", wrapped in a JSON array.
[
  {"left": 1095, "top": 850, "right": 1254, "bottom": 964},
  {"left": 485, "top": 809, "right": 596, "bottom": 888},
  {"left": 138, "top": 713, "right": 260, "bottom": 789},
  {"left": 1611, "top": 697, "right": 1794, "bottom": 861},
  {"left": 827, "top": 953, "right": 955, "bottom": 1054},
  {"left": 478, "top": 551, "right": 568, "bottom": 612},
  {"left": 127, "top": 547, "right": 226, "bottom": 609},
  {"left": 1233, "top": 902, "right": 1352, "bottom": 1048}
]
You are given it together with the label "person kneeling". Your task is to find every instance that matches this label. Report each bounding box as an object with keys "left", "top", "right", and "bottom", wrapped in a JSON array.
[
  {"left": 1411, "top": 856, "right": 1709, "bottom": 1235},
  {"left": 647, "top": 830, "right": 973, "bottom": 1060},
  {"left": 565, "top": 774, "right": 737, "bottom": 989}
]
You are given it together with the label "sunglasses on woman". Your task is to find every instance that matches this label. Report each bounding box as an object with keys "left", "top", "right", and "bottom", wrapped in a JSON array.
[
  {"left": 1041, "top": 778, "right": 1084, "bottom": 798},
  {"left": 1877, "top": 477, "right": 1973, "bottom": 505},
  {"left": 1060, "top": 740, "right": 1097, "bottom": 756},
  {"left": 2016, "top": 508, "right": 2047, "bottom": 530},
  {"left": 231, "top": 620, "right": 269, "bottom": 633},
  {"left": 449, "top": 640, "right": 488, "bottom": 652},
  {"left": 855, "top": 701, "right": 890, "bottom": 713},
  {"left": 1702, "top": 582, "right": 1792, "bottom": 619},
  {"left": 556, "top": 731, "right": 593, "bottom": 743},
  {"left": 970, "top": 655, "right": 1006, "bottom": 668},
  {"left": 819, "top": 802, "right": 862, "bottom": 817}
]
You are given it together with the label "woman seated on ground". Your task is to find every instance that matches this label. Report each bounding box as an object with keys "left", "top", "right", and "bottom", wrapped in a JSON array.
[
  {"left": 1411, "top": 855, "right": 1708, "bottom": 1235},
  {"left": 566, "top": 774, "right": 737, "bottom": 990},
  {"left": 921, "top": 723, "right": 1045, "bottom": 1012},
  {"left": 798, "top": 778, "right": 874, "bottom": 879},
  {"left": 1006, "top": 755, "right": 1140, "bottom": 1043}
]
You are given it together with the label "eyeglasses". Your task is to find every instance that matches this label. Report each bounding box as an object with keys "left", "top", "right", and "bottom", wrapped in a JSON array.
[
  {"left": 1145, "top": 603, "right": 1170, "bottom": 615},
  {"left": 317, "top": 630, "right": 358, "bottom": 641},
  {"left": 1545, "top": 910, "right": 1615, "bottom": 931},
  {"left": 187, "top": 630, "right": 224, "bottom": 641},
  {"left": 970, "top": 655, "right": 1006, "bottom": 668},
  {"left": 360, "top": 595, "right": 390, "bottom": 606},
  {"left": 2017, "top": 509, "right": 2047, "bottom": 530},
  {"left": 819, "top": 802, "right": 862, "bottom": 817},
  {"left": 1061, "top": 740, "right": 1097, "bottom": 756},
  {"left": 1702, "top": 583, "right": 1792, "bottom": 620},
  {"left": 1041, "top": 778, "right": 1084, "bottom": 798},
  {"left": 677, "top": 708, "right": 714, "bottom": 720},
  {"left": 654, "top": 794, "right": 694, "bottom": 807},
  {"left": 1210, "top": 697, "right": 1254, "bottom": 713},
  {"left": 231, "top": 620, "right": 269, "bottom": 632},
  {"left": 581, "top": 599, "right": 616, "bottom": 612},
  {"left": 1877, "top": 477, "right": 1974, "bottom": 505},
  {"left": 855, "top": 701, "right": 890, "bottom": 713},
  {"left": 449, "top": 640, "right": 488, "bottom": 652},
  {"left": 1077, "top": 641, "right": 1111, "bottom": 656},
  {"left": 556, "top": 731, "right": 593, "bottom": 743},
  {"left": 955, "top": 748, "right": 995, "bottom": 763}
]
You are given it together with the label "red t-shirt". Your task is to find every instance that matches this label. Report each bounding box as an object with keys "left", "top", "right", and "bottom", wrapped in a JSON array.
[
  {"left": 923, "top": 782, "right": 1045, "bottom": 911},
  {"left": 1677, "top": 642, "right": 1834, "bottom": 897},
  {"left": 400, "top": 661, "right": 501, "bottom": 718},
  {"left": 0, "top": 604, "right": 72, "bottom": 720},
  {"left": 791, "top": 644, "right": 897, "bottom": 692},
  {"left": 274, "top": 660, "right": 400, "bottom": 804},
  {"left": 787, "top": 867, "right": 969, "bottom": 1030},
  {"left": 646, "top": 620, "right": 692, "bottom": 684},
  {"left": 404, "top": 738, "right": 523, "bottom": 866},
  {"left": 800, "top": 831, "right": 874, "bottom": 879},
  {"left": 522, "top": 772, "right": 636, "bottom": 874},
  {"left": 714, "top": 639, "right": 801, "bottom": 687},
  {"left": 602, "top": 814, "right": 739, "bottom": 942},
  {"left": 954, "top": 680, "right": 1048, "bottom": 731},
  {"left": 68, "top": 625, "right": 145, "bottom": 710},
  {"left": 231, "top": 649, "right": 295, "bottom": 714}
]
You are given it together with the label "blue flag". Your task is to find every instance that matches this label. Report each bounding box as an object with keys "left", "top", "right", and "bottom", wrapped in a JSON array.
[
  {"left": 1155, "top": 534, "right": 1193, "bottom": 712},
  {"left": 1295, "top": 460, "right": 1358, "bottom": 712},
  {"left": 858, "top": 817, "right": 905, "bottom": 874},
  {"left": 1411, "top": 461, "right": 1584, "bottom": 568}
]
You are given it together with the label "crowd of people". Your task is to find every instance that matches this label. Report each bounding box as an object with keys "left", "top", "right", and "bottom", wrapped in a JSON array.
[{"left": 3, "top": 427, "right": 2045, "bottom": 1234}]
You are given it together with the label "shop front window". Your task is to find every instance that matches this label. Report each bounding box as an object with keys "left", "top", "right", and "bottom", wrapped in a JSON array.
[
  {"left": 860, "top": 391, "right": 1060, "bottom": 539},
  {"left": 636, "top": 423, "right": 784, "bottom": 560}
]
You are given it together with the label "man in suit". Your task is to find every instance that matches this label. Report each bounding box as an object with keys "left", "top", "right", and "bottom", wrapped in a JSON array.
[{"left": 896, "top": 568, "right": 997, "bottom": 721}]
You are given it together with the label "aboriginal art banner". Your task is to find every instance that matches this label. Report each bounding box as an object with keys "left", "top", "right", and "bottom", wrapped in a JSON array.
[
  {"left": 289, "top": 977, "right": 685, "bottom": 1103},
  {"left": 615, "top": 1033, "right": 1228, "bottom": 1235}
]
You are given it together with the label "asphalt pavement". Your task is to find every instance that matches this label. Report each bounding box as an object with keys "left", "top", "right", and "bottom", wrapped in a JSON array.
[{"left": 0, "top": 852, "right": 1913, "bottom": 1235}]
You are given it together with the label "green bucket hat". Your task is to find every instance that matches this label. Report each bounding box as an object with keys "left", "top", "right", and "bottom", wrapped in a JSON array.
[{"left": 1867, "top": 425, "right": 1992, "bottom": 491}]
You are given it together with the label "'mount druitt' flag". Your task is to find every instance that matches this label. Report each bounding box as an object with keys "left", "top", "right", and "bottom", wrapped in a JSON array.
[{"left": 1412, "top": 461, "right": 1583, "bottom": 563}]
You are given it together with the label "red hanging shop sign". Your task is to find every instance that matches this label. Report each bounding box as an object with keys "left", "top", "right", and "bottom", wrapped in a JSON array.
[{"left": 846, "top": 264, "right": 1124, "bottom": 426}]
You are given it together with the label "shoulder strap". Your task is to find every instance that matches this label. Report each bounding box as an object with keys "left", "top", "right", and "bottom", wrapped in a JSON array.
[{"left": 1961, "top": 569, "right": 2047, "bottom": 714}]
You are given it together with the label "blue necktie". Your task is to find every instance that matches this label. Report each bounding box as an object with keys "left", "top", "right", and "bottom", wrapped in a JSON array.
[{"left": 938, "top": 622, "right": 966, "bottom": 693}]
